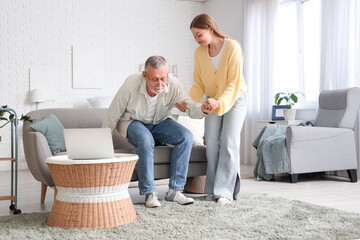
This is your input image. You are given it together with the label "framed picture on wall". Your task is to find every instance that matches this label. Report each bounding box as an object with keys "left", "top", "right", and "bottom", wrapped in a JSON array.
[{"left": 271, "top": 105, "right": 288, "bottom": 120}]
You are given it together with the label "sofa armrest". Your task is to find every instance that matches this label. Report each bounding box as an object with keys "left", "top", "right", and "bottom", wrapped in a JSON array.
[
  {"left": 286, "top": 126, "right": 357, "bottom": 173},
  {"left": 286, "top": 126, "right": 353, "bottom": 142},
  {"left": 23, "top": 132, "right": 54, "bottom": 186}
]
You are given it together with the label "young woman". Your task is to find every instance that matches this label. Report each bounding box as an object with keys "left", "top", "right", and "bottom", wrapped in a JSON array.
[{"left": 179, "top": 13, "right": 247, "bottom": 205}]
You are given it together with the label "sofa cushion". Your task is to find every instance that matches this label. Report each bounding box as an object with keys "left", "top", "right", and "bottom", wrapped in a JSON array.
[
  {"left": 30, "top": 113, "right": 66, "bottom": 155},
  {"left": 152, "top": 145, "right": 207, "bottom": 164}
]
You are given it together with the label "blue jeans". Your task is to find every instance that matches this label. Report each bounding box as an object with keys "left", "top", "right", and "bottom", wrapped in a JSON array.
[
  {"left": 126, "top": 118, "right": 193, "bottom": 195},
  {"left": 205, "top": 95, "right": 247, "bottom": 200}
]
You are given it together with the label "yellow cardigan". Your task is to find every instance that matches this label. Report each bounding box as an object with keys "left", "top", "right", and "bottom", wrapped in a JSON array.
[{"left": 189, "top": 38, "right": 247, "bottom": 116}]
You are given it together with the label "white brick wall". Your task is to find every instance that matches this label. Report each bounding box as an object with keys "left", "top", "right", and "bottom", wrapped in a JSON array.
[{"left": 0, "top": 0, "right": 204, "bottom": 170}]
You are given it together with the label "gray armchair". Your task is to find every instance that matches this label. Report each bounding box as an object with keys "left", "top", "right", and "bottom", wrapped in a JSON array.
[{"left": 286, "top": 87, "right": 360, "bottom": 183}]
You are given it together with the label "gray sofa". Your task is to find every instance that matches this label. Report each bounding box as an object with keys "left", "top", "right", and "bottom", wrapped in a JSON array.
[{"left": 23, "top": 108, "right": 207, "bottom": 203}]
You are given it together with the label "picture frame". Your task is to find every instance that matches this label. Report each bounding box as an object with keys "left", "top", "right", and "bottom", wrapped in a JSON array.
[{"left": 271, "top": 105, "right": 288, "bottom": 120}]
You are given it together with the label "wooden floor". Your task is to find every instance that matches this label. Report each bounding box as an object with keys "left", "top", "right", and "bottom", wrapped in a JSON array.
[{"left": 0, "top": 165, "right": 359, "bottom": 216}]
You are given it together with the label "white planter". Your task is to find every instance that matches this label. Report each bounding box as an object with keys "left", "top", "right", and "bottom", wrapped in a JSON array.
[{"left": 283, "top": 109, "right": 296, "bottom": 121}]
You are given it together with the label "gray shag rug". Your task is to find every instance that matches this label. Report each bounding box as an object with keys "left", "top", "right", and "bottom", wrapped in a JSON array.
[{"left": 1, "top": 193, "right": 360, "bottom": 240}]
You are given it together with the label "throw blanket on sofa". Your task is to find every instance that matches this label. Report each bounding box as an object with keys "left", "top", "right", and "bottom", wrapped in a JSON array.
[
  {"left": 252, "top": 125, "right": 289, "bottom": 181},
  {"left": 252, "top": 122, "right": 315, "bottom": 181}
]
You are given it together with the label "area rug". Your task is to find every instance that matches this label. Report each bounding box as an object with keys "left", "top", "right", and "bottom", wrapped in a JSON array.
[{"left": 1, "top": 193, "right": 360, "bottom": 240}]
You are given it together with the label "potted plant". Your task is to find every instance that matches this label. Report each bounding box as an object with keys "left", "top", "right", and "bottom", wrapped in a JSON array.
[
  {"left": 0, "top": 105, "right": 33, "bottom": 141},
  {"left": 274, "top": 91, "right": 305, "bottom": 120}
]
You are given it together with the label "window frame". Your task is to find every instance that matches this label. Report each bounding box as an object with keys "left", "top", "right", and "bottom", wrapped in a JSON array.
[{"left": 278, "top": 0, "right": 318, "bottom": 109}]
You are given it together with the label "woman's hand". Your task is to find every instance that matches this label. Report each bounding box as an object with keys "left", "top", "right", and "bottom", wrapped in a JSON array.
[
  {"left": 174, "top": 102, "right": 187, "bottom": 112},
  {"left": 201, "top": 102, "right": 212, "bottom": 114},
  {"left": 205, "top": 98, "right": 219, "bottom": 112},
  {"left": 201, "top": 98, "right": 219, "bottom": 114}
]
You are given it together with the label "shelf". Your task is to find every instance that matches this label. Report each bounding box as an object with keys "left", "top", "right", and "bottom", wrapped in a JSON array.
[
  {"left": 0, "top": 107, "right": 21, "bottom": 214},
  {"left": 0, "top": 158, "right": 15, "bottom": 162},
  {"left": 0, "top": 196, "right": 15, "bottom": 201}
]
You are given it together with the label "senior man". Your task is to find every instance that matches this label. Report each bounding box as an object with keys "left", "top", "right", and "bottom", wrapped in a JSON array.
[{"left": 102, "top": 56, "right": 210, "bottom": 208}]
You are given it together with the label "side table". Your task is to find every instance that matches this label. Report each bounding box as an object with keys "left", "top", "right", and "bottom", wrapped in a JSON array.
[
  {"left": 46, "top": 153, "right": 138, "bottom": 229},
  {"left": 256, "top": 120, "right": 307, "bottom": 135}
]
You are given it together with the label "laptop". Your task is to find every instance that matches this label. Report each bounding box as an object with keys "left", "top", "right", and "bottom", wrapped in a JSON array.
[{"left": 64, "top": 128, "right": 115, "bottom": 160}]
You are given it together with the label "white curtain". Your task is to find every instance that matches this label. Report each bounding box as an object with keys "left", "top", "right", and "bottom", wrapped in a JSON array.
[
  {"left": 241, "top": 0, "right": 278, "bottom": 165},
  {"left": 357, "top": 1, "right": 360, "bottom": 86},
  {"left": 319, "top": 0, "right": 360, "bottom": 178},
  {"left": 355, "top": 0, "right": 360, "bottom": 179},
  {"left": 319, "top": 0, "right": 356, "bottom": 90}
]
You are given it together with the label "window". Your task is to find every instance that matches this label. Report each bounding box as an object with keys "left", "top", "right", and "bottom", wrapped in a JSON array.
[{"left": 274, "top": 0, "right": 320, "bottom": 105}]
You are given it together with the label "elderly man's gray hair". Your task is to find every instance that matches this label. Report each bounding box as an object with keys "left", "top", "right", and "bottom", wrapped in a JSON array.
[{"left": 145, "top": 56, "right": 168, "bottom": 71}]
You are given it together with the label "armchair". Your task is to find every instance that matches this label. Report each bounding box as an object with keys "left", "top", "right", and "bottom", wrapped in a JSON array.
[{"left": 286, "top": 87, "right": 360, "bottom": 183}]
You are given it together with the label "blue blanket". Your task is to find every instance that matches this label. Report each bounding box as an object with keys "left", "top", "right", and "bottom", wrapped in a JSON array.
[{"left": 252, "top": 125, "right": 290, "bottom": 181}]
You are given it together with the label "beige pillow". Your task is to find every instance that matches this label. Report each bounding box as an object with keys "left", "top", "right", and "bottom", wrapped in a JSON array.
[
  {"left": 177, "top": 116, "right": 205, "bottom": 145},
  {"left": 87, "top": 95, "right": 114, "bottom": 108}
]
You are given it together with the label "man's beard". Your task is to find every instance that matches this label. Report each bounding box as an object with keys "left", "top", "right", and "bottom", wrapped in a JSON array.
[{"left": 150, "top": 86, "right": 165, "bottom": 95}]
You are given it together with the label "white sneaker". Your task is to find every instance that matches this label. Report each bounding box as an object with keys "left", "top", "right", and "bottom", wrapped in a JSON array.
[
  {"left": 205, "top": 195, "right": 215, "bottom": 201},
  {"left": 145, "top": 192, "right": 161, "bottom": 208},
  {"left": 217, "top": 197, "right": 232, "bottom": 205},
  {"left": 165, "top": 189, "right": 194, "bottom": 205}
]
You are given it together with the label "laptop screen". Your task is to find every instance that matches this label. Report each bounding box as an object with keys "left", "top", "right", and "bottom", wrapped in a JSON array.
[{"left": 63, "top": 128, "right": 115, "bottom": 160}]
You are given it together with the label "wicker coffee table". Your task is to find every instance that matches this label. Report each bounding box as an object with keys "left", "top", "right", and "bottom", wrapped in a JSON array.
[{"left": 46, "top": 153, "right": 138, "bottom": 229}]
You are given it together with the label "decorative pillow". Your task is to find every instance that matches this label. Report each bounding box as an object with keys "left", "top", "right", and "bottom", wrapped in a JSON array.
[
  {"left": 30, "top": 113, "right": 66, "bottom": 155},
  {"left": 87, "top": 95, "right": 114, "bottom": 108},
  {"left": 177, "top": 116, "right": 205, "bottom": 145}
]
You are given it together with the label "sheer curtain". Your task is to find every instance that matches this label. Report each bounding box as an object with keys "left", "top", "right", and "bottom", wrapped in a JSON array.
[
  {"left": 357, "top": 1, "right": 360, "bottom": 176},
  {"left": 319, "top": 0, "right": 356, "bottom": 90},
  {"left": 357, "top": 1, "right": 360, "bottom": 88},
  {"left": 319, "top": 0, "right": 360, "bottom": 178},
  {"left": 241, "top": 0, "right": 278, "bottom": 165}
]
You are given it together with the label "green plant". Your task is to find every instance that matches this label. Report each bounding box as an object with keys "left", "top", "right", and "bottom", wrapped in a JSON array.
[
  {"left": 0, "top": 105, "right": 33, "bottom": 129},
  {"left": 274, "top": 90, "right": 305, "bottom": 108}
]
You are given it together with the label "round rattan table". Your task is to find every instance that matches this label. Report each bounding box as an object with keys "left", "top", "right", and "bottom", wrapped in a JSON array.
[{"left": 46, "top": 153, "right": 138, "bottom": 229}]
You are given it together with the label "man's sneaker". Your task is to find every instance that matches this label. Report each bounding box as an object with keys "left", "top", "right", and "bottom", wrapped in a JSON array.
[
  {"left": 217, "top": 197, "right": 232, "bottom": 205},
  {"left": 145, "top": 192, "right": 161, "bottom": 208},
  {"left": 165, "top": 189, "right": 194, "bottom": 205},
  {"left": 205, "top": 195, "right": 215, "bottom": 201}
]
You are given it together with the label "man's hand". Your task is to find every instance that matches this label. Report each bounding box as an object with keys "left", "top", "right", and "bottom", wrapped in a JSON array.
[
  {"left": 174, "top": 102, "right": 187, "bottom": 112},
  {"left": 175, "top": 99, "right": 219, "bottom": 114}
]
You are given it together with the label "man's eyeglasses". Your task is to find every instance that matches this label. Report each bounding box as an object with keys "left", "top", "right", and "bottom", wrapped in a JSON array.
[{"left": 145, "top": 72, "right": 168, "bottom": 83}]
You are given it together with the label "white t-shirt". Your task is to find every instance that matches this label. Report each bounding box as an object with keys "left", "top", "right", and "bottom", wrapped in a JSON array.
[
  {"left": 142, "top": 94, "right": 159, "bottom": 124},
  {"left": 209, "top": 38, "right": 227, "bottom": 71}
]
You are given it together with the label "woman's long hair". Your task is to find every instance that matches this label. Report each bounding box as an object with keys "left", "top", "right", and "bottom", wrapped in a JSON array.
[{"left": 190, "top": 13, "right": 229, "bottom": 39}]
